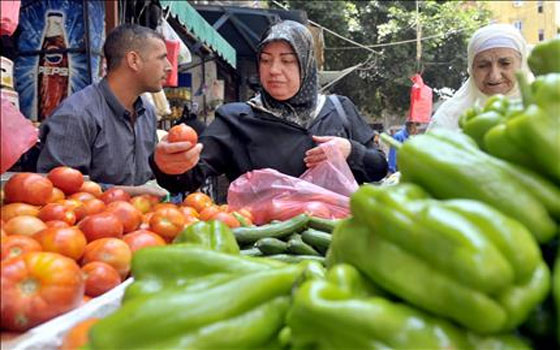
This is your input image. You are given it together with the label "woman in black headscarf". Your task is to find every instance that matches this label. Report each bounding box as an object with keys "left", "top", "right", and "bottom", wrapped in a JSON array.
[{"left": 150, "top": 20, "right": 387, "bottom": 195}]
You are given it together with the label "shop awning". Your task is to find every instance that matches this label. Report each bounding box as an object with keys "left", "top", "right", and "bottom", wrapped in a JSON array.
[{"left": 159, "top": 0, "right": 236, "bottom": 68}]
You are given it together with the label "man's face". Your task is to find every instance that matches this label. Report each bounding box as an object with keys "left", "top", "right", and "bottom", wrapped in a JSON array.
[{"left": 138, "top": 37, "right": 172, "bottom": 93}]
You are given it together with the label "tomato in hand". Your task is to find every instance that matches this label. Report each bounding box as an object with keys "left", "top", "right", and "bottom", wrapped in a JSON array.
[
  {"left": 81, "top": 262, "right": 121, "bottom": 297},
  {"left": 167, "top": 124, "right": 198, "bottom": 144},
  {"left": 1, "top": 235, "right": 42, "bottom": 261},
  {"left": 82, "top": 238, "right": 132, "bottom": 279},
  {"left": 1, "top": 252, "right": 85, "bottom": 331},
  {"left": 47, "top": 166, "right": 84, "bottom": 195},
  {"left": 78, "top": 212, "right": 123, "bottom": 242},
  {"left": 4, "top": 173, "right": 53, "bottom": 206}
]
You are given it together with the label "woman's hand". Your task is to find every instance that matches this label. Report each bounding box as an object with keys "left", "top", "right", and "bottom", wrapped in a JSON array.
[
  {"left": 154, "top": 135, "right": 203, "bottom": 175},
  {"left": 304, "top": 136, "right": 351, "bottom": 168}
]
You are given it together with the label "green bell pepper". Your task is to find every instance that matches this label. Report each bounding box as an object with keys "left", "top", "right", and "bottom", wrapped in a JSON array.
[
  {"left": 528, "top": 37, "right": 560, "bottom": 76},
  {"left": 384, "top": 129, "right": 558, "bottom": 243},
  {"left": 89, "top": 264, "right": 306, "bottom": 350},
  {"left": 287, "top": 278, "right": 532, "bottom": 349},
  {"left": 461, "top": 110, "right": 504, "bottom": 149},
  {"left": 123, "top": 245, "right": 284, "bottom": 301},
  {"left": 173, "top": 220, "right": 240, "bottom": 254},
  {"left": 327, "top": 184, "right": 549, "bottom": 334}
]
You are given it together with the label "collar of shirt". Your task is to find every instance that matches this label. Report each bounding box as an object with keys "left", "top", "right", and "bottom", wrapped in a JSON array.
[{"left": 99, "top": 78, "right": 146, "bottom": 121}]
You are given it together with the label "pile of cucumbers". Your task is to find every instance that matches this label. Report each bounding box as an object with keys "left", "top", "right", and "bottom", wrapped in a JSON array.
[{"left": 234, "top": 213, "right": 338, "bottom": 265}]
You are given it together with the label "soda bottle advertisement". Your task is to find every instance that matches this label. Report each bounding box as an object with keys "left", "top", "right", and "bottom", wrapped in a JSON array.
[{"left": 14, "top": 0, "right": 105, "bottom": 121}]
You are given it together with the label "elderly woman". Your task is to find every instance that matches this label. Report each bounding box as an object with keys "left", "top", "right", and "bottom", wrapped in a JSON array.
[
  {"left": 427, "top": 24, "right": 532, "bottom": 131},
  {"left": 150, "top": 20, "right": 387, "bottom": 195}
]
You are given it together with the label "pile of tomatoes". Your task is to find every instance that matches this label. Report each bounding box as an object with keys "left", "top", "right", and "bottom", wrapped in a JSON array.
[{"left": 0, "top": 166, "right": 253, "bottom": 334}]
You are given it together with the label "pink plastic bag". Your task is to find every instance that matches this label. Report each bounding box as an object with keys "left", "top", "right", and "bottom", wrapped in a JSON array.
[
  {"left": 408, "top": 74, "right": 433, "bottom": 123},
  {"left": 228, "top": 141, "right": 358, "bottom": 225},
  {"left": 1, "top": 0, "right": 21, "bottom": 36},
  {"left": 1, "top": 98, "right": 38, "bottom": 173}
]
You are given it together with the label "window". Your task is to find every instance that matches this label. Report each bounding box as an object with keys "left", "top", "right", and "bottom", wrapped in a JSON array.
[
  {"left": 538, "top": 29, "right": 545, "bottom": 41},
  {"left": 537, "top": 1, "right": 543, "bottom": 13},
  {"left": 513, "top": 0, "right": 523, "bottom": 7},
  {"left": 513, "top": 20, "right": 523, "bottom": 31}
]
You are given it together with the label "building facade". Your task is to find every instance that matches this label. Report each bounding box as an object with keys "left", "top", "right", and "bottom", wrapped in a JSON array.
[{"left": 483, "top": 0, "right": 559, "bottom": 45}]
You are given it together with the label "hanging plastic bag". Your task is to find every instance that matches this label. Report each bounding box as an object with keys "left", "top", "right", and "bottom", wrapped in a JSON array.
[
  {"left": 0, "top": 0, "right": 21, "bottom": 36},
  {"left": 227, "top": 141, "right": 358, "bottom": 225},
  {"left": 1, "top": 98, "right": 38, "bottom": 173},
  {"left": 408, "top": 73, "right": 433, "bottom": 123},
  {"left": 163, "top": 39, "right": 180, "bottom": 87}
]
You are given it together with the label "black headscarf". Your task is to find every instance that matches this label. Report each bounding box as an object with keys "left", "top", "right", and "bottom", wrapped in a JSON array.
[{"left": 256, "top": 20, "right": 318, "bottom": 127}]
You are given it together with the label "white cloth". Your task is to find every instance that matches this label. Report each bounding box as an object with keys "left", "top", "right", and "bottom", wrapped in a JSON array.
[{"left": 428, "top": 24, "right": 532, "bottom": 131}]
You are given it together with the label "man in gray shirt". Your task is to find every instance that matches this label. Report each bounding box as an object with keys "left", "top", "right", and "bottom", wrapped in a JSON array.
[{"left": 37, "top": 24, "right": 171, "bottom": 196}]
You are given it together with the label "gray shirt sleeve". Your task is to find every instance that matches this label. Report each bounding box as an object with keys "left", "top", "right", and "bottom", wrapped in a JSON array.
[{"left": 37, "top": 108, "right": 95, "bottom": 175}]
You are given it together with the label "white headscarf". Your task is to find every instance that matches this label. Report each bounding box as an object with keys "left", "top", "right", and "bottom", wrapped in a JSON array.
[{"left": 427, "top": 24, "right": 532, "bottom": 131}]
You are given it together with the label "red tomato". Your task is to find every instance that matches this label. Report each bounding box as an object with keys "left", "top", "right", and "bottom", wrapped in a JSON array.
[
  {"left": 130, "top": 195, "right": 153, "bottom": 214},
  {"left": 199, "top": 205, "right": 220, "bottom": 221},
  {"left": 78, "top": 212, "right": 123, "bottom": 242},
  {"left": 47, "top": 187, "right": 65, "bottom": 203},
  {"left": 45, "top": 220, "right": 70, "bottom": 228},
  {"left": 1, "top": 235, "right": 42, "bottom": 261},
  {"left": 105, "top": 201, "right": 142, "bottom": 233},
  {"left": 69, "top": 192, "right": 96, "bottom": 202},
  {"left": 79, "top": 181, "right": 103, "bottom": 198},
  {"left": 303, "top": 201, "right": 331, "bottom": 219},
  {"left": 99, "top": 188, "right": 131, "bottom": 205},
  {"left": 60, "top": 317, "right": 99, "bottom": 350},
  {"left": 122, "top": 230, "right": 166, "bottom": 253},
  {"left": 1, "top": 252, "right": 85, "bottom": 331},
  {"left": 82, "top": 238, "right": 132, "bottom": 279},
  {"left": 81, "top": 198, "right": 106, "bottom": 217},
  {"left": 33, "top": 227, "right": 87, "bottom": 261},
  {"left": 47, "top": 167, "right": 84, "bottom": 195},
  {"left": 238, "top": 208, "right": 255, "bottom": 223},
  {"left": 4, "top": 216, "right": 47, "bottom": 237},
  {"left": 152, "top": 202, "right": 178, "bottom": 211},
  {"left": 57, "top": 199, "right": 88, "bottom": 223},
  {"left": 1, "top": 203, "right": 40, "bottom": 221},
  {"left": 179, "top": 206, "right": 199, "bottom": 219},
  {"left": 167, "top": 124, "right": 198, "bottom": 144},
  {"left": 38, "top": 203, "right": 76, "bottom": 225},
  {"left": 212, "top": 212, "right": 240, "bottom": 228},
  {"left": 149, "top": 207, "right": 186, "bottom": 240},
  {"left": 4, "top": 173, "right": 53, "bottom": 206},
  {"left": 81, "top": 262, "right": 121, "bottom": 297},
  {"left": 81, "top": 295, "right": 92, "bottom": 305},
  {"left": 182, "top": 192, "right": 213, "bottom": 213}
]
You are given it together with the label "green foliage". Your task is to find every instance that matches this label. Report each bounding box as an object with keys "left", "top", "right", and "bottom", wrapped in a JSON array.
[{"left": 268, "top": 0, "right": 491, "bottom": 122}]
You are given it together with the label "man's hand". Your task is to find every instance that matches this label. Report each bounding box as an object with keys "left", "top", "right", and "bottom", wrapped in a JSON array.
[
  {"left": 304, "top": 136, "right": 351, "bottom": 168},
  {"left": 154, "top": 135, "right": 203, "bottom": 175},
  {"left": 114, "top": 184, "right": 168, "bottom": 198}
]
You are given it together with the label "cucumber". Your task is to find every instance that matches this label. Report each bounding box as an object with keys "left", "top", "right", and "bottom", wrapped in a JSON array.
[
  {"left": 301, "top": 228, "right": 332, "bottom": 255},
  {"left": 308, "top": 216, "right": 341, "bottom": 233},
  {"left": 287, "top": 234, "right": 320, "bottom": 256},
  {"left": 266, "top": 254, "right": 325, "bottom": 265},
  {"left": 233, "top": 214, "right": 309, "bottom": 245},
  {"left": 240, "top": 248, "right": 263, "bottom": 257},
  {"left": 255, "top": 237, "right": 289, "bottom": 255}
]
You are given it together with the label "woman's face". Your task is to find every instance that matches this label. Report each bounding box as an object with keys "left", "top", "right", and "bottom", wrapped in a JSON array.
[
  {"left": 259, "top": 41, "right": 301, "bottom": 101},
  {"left": 472, "top": 47, "right": 521, "bottom": 95}
]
